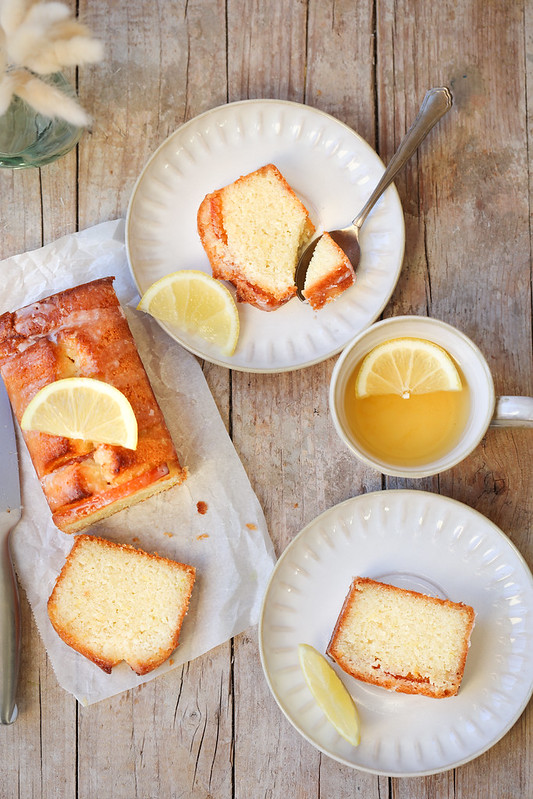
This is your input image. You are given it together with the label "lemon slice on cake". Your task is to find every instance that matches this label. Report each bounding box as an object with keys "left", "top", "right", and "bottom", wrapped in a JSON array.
[
  {"left": 21, "top": 377, "right": 138, "bottom": 449},
  {"left": 298, "top": 643, "right": 361, "bottom": 746},
  {"left": 355, "top": 337, "right": 462, "bottom": 399},
  {"left": 137, "top": 270, "right": 240, "bottom": 356}
]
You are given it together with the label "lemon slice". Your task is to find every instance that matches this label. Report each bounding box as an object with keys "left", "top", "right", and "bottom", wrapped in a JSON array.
[
  {"left": 298, "top": 643, "right": 361, "bottom": 746},
  {"left": 355, "top": 337, "right": 462, "bottom": 399},
  {"left": 21, "top": 378, "right": 138, "bottom": 449},
  {"left": 137, "top": 270, "right": 240, "bottom": 356}
]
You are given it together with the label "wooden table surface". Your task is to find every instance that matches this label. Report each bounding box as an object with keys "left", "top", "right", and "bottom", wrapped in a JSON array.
[{"left": 1, "top": 1, "right": 532, "bottom": 797}]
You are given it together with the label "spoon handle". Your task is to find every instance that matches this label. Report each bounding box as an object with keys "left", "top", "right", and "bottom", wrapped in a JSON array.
[{"left": 352, "top": 86, "right": 452, "bottom": 230}]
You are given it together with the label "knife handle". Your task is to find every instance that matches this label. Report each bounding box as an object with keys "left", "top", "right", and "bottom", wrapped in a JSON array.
[{"left": 0, "top": 520, "right": 20, "bottom": 724}]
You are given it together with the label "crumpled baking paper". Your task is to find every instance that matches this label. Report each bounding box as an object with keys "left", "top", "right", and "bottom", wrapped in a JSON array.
[{"left": 1, "top": 219, "right": 276, "bottom": 705}]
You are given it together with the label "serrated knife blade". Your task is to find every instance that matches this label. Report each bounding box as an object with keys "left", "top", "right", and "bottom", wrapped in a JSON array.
[{"left": 0, "top": 378, "right": 21, "bottom": 724}]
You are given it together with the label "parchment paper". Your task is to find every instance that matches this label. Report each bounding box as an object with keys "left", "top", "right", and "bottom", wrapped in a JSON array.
[{"left": 1, "top": 219, "right": 276, "bottom": 705}]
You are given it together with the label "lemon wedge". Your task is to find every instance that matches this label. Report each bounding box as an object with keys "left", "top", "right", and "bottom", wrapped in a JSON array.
[
  {"left": 298, "top": 643, "right": 361, "bottom": 746},
  {"left": 137, "top": 270, "right": 240, "bottom": 356},
  {"left": 355, "top": 337, "right": 462, "bottom": 399},
  {"left": 21, "top": 377, "right": 138, "bottom": 449}
]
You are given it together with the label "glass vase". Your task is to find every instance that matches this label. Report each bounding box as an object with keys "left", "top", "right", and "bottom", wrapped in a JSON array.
[{"left": 0, "top": 72, "right": 84, "bottom": 169}]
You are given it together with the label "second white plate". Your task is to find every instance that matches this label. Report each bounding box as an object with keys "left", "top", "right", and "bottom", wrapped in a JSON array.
[
  {"left": 259, "top": 490, "right": 533, "bottom": 775},
  {"left": 126, "top": 99, "right": 405, "bottom": 372}
]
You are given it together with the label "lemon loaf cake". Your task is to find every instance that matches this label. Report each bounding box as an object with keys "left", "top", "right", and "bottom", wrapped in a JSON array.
[
  {"left": 48, "top": 535, "right": 196, "bottom": 675},
  {"left": 327, "top": 577, "right": 475, "bottom": 698},
  {"left": 0, "top": 278, "right": 187, "bottom": 533},
  {"left": 197, "top": 163, "right": 315, "bottom": 310},
  {"left": 302, "top": 232, "right": 355, "bottom": 310}
]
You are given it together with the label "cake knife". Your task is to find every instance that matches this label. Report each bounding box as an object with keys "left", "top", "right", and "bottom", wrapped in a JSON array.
[{"left": 0, "top": 378, "right": 21, "bottom": 724}]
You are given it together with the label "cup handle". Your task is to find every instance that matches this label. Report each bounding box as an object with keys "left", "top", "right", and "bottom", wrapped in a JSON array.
[{"left": 490, "top": 396, "right": 533, "bottom": 428}]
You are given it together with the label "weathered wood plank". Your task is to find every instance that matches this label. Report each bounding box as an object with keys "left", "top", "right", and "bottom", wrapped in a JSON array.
[
  {"left": 227, "top": 0, "right": 307, "bottom": 102},
  {"left": 72, "top": 3, "right": 235, "bottom": 799},
  {"left": 0, "top": 170, "right": 45, "bottom": 257},
  {"left": 77, "top": 0, "right": 228, "bottom": 230},
  {"left": 0, "top": 592, "right": 77, "bottom": 799},
  {"left": 228, "top": 1, "right": 386, "bottom": 795},
  {"left": 0, "top": 0, "right": 530, "bottom": 797},
  {"left": 0, "top": 14, "right": 80, "bottom": 799},
  {"left": 377, "top": 0, "right": 532, "bottom": 797},
  {"left": 305, "top": 0, "right": 377, "bottom": 142},
  {"left": 77, "top": 649, "right": 233, "bottom": 799}
]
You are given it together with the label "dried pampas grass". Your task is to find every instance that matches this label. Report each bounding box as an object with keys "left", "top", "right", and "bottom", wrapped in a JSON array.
[
  {"left": 0, "top": 67, "right": 90, "bottom": 125},
  {"left": 0, "top": 0, "right": 103, "bottom": 125}
]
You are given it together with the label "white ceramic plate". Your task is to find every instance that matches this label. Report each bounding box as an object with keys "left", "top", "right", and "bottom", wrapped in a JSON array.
[
  {"left": 259, "top": 490, "right": 533, "bottom": 776},
  {"left": 126, "top": 99, "right": 405, "bottom": 372}
]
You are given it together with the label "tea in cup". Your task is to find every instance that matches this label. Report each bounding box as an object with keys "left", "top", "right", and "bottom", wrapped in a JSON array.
[{"left": 329, "top": 316, "right": 533, "bottom": 478}]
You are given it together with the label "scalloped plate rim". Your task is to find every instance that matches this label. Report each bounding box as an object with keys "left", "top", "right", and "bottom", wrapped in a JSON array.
[
  {"left": 258, "top": 489, "right": 533, "bottom": 776},
  {"left": 125, "top": 99, "right": 405, "bottom": 373}
]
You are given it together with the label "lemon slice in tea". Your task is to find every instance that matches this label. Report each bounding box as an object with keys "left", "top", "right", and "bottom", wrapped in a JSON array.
[
  {"left": 138, "top": 270, "right": 240, "bottom": 356},
  {"left": 21, "top": 377, "right": 138, "bottom": 449},
  {"left": 298, "top": 643, "right": 361, "bottom": 746},
  {"left": 355, "top": 337, "right": 462, "bottom": 399}
]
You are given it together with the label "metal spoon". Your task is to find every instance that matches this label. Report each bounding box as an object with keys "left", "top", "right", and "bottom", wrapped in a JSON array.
[{"left": 295, "top": 86, "right": 453, "bottom": 300}]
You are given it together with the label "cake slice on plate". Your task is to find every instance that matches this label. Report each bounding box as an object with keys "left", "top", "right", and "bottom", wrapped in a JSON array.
[
  {"left": 327, "top": 576, "right": 475, "bottom": 698},
  {"left": 197, "top": 163, "right": 315, "bottom": 311},
  {"left": 302, "top": 232, "right": 355, "bottom": 310}
]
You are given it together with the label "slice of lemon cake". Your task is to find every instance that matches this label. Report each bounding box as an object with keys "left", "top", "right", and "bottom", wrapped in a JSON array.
[
  {"left": 197, "top": 164, "right": 315, "bottom": 310},
  {"left": 327, "top": 577, "right": 475, "bottom": 698},
  {"left": 48, "top": 535, "right": 196, "bottom": 675},
  {"left": 302, "top": 233, "right": 355, "bottom": 310}
]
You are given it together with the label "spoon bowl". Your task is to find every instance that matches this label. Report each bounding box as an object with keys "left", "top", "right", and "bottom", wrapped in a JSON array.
[{"left": 295, "top": 87, "right": 453, "bottom": 301}]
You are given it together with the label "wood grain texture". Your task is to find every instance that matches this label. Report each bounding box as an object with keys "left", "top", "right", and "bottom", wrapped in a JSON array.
[{"left": 0, "top": 0, "right": 531, "bottom": 797}]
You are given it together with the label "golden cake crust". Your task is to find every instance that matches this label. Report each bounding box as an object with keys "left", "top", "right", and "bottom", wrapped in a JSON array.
[
  {"left": 0, "top": 277, "right": 187, "bottom": 533},
  {"left": 327, "top": 577, "right": 475, "bottom": 698},
  {"left": 302, "top": 233, "right": 355, "bottom": 310},
  {"left": 303, "top": 265, "right": 355, "bottom": 310},
  {"left": 197, "top": 163, "right": 315, "bottom": 311},
  {"left": 47, "top": 534, "right": 196, "bottom": 675}
]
